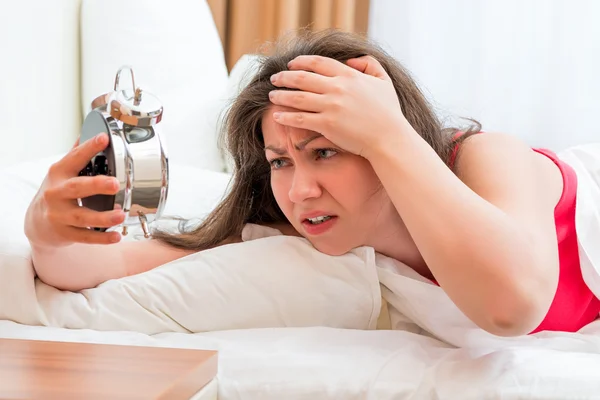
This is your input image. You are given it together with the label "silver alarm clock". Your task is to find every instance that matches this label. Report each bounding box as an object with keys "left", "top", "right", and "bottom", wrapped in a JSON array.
[{"left": 78, "top": 66, "right": 168, "bottom": 238}]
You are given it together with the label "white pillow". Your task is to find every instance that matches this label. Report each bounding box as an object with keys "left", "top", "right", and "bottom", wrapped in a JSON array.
[
  {"left": 80, "top": 0, "right": 230, "bottom": 172},
  {"left": 28, "top": 225, "right": 382, "bottom": 333}
]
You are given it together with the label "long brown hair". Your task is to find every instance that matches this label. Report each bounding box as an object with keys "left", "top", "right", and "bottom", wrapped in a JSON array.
[{"left": 152, "top": 29, "right": 481, "bottom": 250}]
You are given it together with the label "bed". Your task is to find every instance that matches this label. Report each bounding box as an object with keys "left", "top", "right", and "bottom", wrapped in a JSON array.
[
  {"left": 2, "top": 141, "right": 600, "bottom": 400},
  {"left": 2, "top": 1, "right": 600, "bottom": 399}
]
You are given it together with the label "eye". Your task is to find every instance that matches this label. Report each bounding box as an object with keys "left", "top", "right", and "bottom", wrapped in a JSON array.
[
  {"left": 269, "top": 158, "right": 288, "bottom": 170},
  {"left": 315, "top": 148, "right": 338, "bottom": 160}
]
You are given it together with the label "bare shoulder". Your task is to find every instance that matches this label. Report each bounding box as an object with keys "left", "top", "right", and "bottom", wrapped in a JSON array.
[
  {"left": 455, "top": 131, "right": 539, "bottom": 175},
  {"left": 454, "top": 131, "right": 563, "bottom": 212},
  {"left": 455, "top": 131, "right": 529, "bottom": 164}
]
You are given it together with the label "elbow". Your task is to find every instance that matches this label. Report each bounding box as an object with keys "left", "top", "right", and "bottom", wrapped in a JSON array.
[
  {"left": 480, "top": 293, "right": 552, "bottom": 337},
  {"left": 35, "top": 271, "right": 86, "bottom": 292},
  {"left": 34, "top": 263, "right": 96, "bottom": 292},
  {"left": 477, "top": 265, "right": 555, "bottom": 337},
  {"left": 484, "top": 311, "right": 540, "bottom": 337},
  {"left": 479, "top": 245, "right": 557, "bottom": 337}
]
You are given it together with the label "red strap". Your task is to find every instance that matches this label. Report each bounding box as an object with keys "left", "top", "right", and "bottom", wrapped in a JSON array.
[
  {"left": 448, "top": 131, "right": 464, "bottom": 169},
  {"left": 448, "top": 131, "right": 483, "bottom": 169}
]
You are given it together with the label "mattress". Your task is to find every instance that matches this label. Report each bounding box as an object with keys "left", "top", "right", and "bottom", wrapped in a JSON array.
[
  {"left": 191, "top": 380, "right": 218, "bottom": 400},
  {"left": 2, "top": 320, "right": 600, "bottom": 399}
]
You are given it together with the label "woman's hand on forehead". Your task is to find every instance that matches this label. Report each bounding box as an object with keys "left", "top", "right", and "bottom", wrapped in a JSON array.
[{"left": 267, "top": 55, "right": 413, "bottom": 160}]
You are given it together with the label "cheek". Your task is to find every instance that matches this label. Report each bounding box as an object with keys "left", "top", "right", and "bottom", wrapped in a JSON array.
[
  {"left": 270, "top": 173, "right": 293, "bottom": 212},
  {"left": 329, "top": 161, "right": 382, "bottom": 206}
]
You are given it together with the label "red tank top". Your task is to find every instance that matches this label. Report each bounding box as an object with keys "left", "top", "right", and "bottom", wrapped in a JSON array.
[{"left": 449, "top": 135, "right": 600, "bottom": 333}]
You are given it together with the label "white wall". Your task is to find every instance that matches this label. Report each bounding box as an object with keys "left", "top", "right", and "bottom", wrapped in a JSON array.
[
  {"left": 0, "top": 0, "right": 82, "bottom": 169},
  {"left": 368, "top": 0, "right": 600, "bottom": 151}
]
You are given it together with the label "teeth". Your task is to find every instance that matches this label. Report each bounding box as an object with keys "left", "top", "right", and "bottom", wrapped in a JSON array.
[{"left": 307, "top": 216, "right": 332, "bottom": 224}]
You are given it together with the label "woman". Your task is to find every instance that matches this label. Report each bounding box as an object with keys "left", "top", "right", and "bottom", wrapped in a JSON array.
[{"left": 24, "top": 30, "right": 600, "bottom": 337}]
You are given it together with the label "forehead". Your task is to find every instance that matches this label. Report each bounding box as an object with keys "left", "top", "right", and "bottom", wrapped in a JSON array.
[{"left": 261, "top": 105, "right": 316, "bottom": 145}]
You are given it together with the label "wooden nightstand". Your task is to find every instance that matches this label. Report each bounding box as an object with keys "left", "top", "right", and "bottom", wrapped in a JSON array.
[{"left": 0, "top": 338, "right": 218, "bottom": 399}]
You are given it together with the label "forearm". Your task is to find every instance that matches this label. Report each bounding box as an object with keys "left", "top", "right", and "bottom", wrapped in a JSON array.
[
  {"left": 31, "top": 235, "right": 201, "bottom": 292},
  {"left": 368, "top": 129, "right": 542, "bottom": 334},
  {"left": 31, "top": 242, "right": 129, "bottom": 292}
]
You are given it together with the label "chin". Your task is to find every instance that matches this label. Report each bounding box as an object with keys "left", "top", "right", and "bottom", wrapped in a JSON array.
[{"left": 309, "top": 239, "right": 353, "bottom": 257}]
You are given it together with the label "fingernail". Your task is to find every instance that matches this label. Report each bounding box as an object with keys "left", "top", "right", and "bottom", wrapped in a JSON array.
[
  {"left": 95, "top": 133, "right": 105, "bottom": 144},
  {"left": 110, "top": 233, "right": 121, "bottom": 243},
  {"left": 273, "top": 112, "right": 282, "bottom": 121},
  {"left": 269, "top": 91, "right": 275, "bottom": 99},
  {"left": 270, "top": 73, "right": 278, "bottom": 83},
  {"left": 106, "top": 178, "right": 118, "bottom": 189},
  {"left": 111, "top": 211, "right": 125, "bottom": 223},
  {"left": 111, "top": 212, "right": 125, "bottom": 223}
]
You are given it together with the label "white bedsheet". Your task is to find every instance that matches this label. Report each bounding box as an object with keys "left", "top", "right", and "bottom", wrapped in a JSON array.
[{"left": 2, "top": 320, "right": 600, "bottom": 399}]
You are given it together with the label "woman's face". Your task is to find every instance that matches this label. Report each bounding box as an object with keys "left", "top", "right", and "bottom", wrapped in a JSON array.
[{"left": 261, "top": 105, "right": 401, "bottom": 255}]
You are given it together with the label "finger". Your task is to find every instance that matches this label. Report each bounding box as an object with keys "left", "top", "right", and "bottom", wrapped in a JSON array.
[
  {"left": 71, "top": 136, "right": 81, "bottom": 149},
  {"left": 61, "top": 226, "right": 122, "bottom": 245},
  {"left": 269, "top": 90, "right": 326, "bottom": 113},
  {"left": 272, "top": 110, "right": 320, "bottom": 131},
  {"left": 64, "top": 207, "right": 126, "bottom": 229},
  {"left": 48, "top": 175, "right": 120, "bottom": 201},
  {"left": 270, "top": 70, "right": 330, "bottom": 94},
  {"left": 62, "top": 132, "right": 110, "bottom": 176},
  {"left": 287, "top": 55, "right": 354, "bottom": 78},
  {"left": 345, "top": 56, "right": 392, "bottom": 82}
]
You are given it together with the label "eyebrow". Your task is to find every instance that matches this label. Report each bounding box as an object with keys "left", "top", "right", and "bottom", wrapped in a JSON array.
[{"left": 264, "top": 133, "right": 323, "bottom": 155}]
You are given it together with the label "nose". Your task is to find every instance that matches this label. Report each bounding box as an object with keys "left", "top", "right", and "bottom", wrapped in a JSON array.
[{"left": 288, "top": 165, "right": 322, "bottom": 203}]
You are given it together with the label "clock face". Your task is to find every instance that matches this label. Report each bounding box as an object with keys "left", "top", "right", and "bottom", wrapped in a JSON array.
[{"left": 78, "top": 110, "right": 117, "bottom": 221}]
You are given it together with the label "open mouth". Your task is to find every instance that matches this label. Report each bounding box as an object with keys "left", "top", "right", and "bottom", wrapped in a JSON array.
[
  {"left": 304, "top": 215, "right": 334, "bottom": 225},
  {"left": 300, "top": 214, "right": 338, "bottom": 235}
]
